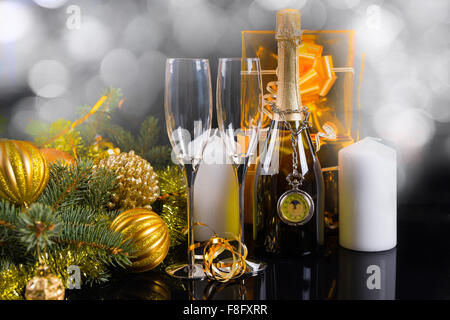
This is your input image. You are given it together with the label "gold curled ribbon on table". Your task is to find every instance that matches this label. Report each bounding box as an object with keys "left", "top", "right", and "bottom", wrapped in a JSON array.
[
  {"left": 262, "top": 34, "right": 354, "bottom": 152},
  {"left": 182, "top": 223, "right": 248, "bottom": 283}
]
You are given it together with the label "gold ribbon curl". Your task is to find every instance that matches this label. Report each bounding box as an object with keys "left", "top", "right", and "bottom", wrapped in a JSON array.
[{"left": 183, "top": 223, "right": 248, "bottom": 283}]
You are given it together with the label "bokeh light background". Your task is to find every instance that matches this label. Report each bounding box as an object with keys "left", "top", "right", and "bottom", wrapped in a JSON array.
[{"left": 0, "top": 0, "right": 449, "bottom": 207}]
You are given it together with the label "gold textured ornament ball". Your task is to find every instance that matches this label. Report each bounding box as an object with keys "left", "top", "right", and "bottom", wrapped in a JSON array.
[
  {"left": 25, "top": 263, "right": 65, "bottom": 300},
  {"left": 111, "top": 208, "right": 170, "bottom": 272},
  {"left": 97, "top": 151, "right": 159, "bottom": 210},
  {"left": 0, "top": 139, "right": 49, "bottom": 207}
]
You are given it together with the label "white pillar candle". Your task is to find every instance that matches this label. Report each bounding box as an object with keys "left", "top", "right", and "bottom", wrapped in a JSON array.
[{"left": 338, "top": 137, "right": 397, "bottom": 252}]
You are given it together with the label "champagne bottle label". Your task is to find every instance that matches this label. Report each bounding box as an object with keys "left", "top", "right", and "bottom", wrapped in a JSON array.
[{"left": 278, "top": 189, "right": 314, "bottom": 226}]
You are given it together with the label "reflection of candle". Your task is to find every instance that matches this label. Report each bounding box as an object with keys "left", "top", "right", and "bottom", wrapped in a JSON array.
[
  {"left": 338, "top": 248, "right": 396, "bottom": 300},
  {"left": 338, "top": 137, "right": 396, "bottom": 252}
]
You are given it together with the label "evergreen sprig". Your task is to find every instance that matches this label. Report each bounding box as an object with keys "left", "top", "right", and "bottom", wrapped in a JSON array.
[
  {"left": 37, "top": 159, "right": 132, "bottom": 268},
  {"left": 16, "top": 203, "right": 62, "bottom": 253},
  {"left": 39, "top": 159, "right": 117, "bottom": 213},
  {"left": 0, "top": 201, "right": 24, "bottom": 258},
  {"left": 0, "top": 157, "right": 134, "bottom": 296},
  {"left": 0, "top": 200, "right": 20, "bottom": 233},
  {"left": 100, "top": 116, "right": 172, "bottom": 169},
  {"left": 57, "top": 224, "right": 133, "bottom": 268}
]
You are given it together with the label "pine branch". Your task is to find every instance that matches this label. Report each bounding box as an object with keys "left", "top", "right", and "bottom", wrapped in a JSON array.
[
  {"left": 101, "top": 124, "right": 136, "bottom": 153},
  {"left": 16, "top": 203, "right": 62, "bottom": 253},
  {"left": 0, "top": 200, "right": 20, "bottom": 231},
  {"left": 138, "top": 116, "right": 162, "bottom": 153},
  {"left": 56, "top": 224, "right": 133, "bottom": 268},
  {"left": 0, "top": 201, "right": 25, "bottom": 259},
  {"left": 25, "top": 119, "right": 85, "bottom": 157},
  {"left": 39, "top": 158, "right": 117, "bottom": 214},
  {"left": 99, "top": 115, "right": 172, "bottom": 169},
  {"left": 56, "top": 206, "right": 110, "bottom": 228},
  {"left": 144, "top": 145, "right": 172, "bottom": 170}
]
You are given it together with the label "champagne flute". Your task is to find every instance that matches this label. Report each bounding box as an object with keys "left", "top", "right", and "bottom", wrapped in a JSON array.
[
  {"left": 216, "top": 57, "right": 267, "bottom": 274},
  {"left": 164, "top": 58, "right": 213, "bottom": 279}
]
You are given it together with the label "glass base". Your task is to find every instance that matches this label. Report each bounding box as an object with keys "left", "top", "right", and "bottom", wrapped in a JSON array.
[
  {"left": 165, "top": 263, "right": 206, "bottom": 280},
  {"left": 244, "top": 258, "right": 267, "bottom": 276},
  {"left": 165, "top": 259, "right": 267, "bottom": 280},
  {"left": 216, "top": 258, "right": 267, "bottom": 277}
]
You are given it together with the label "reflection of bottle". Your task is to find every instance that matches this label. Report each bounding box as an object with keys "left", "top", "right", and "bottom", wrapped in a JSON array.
[
  {"left": 338, "top": 248, "right": 396, "bottom": 300},
  {"left": 254, "top": 9, "right": 325, "bottom": 257},
  {"left": 266, "top": 256, "right": 330, "bottom": 300}
]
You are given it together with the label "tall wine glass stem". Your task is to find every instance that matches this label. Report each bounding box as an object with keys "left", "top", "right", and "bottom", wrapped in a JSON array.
[
  {"left": 236, "top": 158, "right": 249, "bottom": 243},
  {"left": 183, "top": 163, "right": 197, "bottom": 277}
]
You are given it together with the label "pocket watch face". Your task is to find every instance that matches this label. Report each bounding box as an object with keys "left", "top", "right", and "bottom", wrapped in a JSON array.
[{"left": 277, "top": 189, "right": 314, "bottom": 226}]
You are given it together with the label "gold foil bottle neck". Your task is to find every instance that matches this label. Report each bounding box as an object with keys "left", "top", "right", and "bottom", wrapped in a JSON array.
[
  {"left": 275, "top": 8, "right": 303, "bottom": 121},
  {"left": 276, "top": 9, "right": 301, "bottom": 40}
]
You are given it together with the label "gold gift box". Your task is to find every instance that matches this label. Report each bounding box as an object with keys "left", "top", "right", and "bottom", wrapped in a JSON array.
[{"left": 242, "top": 30, "right": 360, "bottom": 228}]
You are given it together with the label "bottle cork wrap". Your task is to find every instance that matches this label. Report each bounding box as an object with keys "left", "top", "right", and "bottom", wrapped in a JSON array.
[{"left": 275, "top": 9, "right": 303, "bottom": 121}]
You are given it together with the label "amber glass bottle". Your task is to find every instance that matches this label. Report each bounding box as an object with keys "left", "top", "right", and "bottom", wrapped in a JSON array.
[{"left": 254, "top": 9, "right": 324, "bottom": 257}]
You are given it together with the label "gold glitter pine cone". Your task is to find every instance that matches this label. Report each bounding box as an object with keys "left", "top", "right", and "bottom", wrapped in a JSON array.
[{"left": 97, "top": 151, "right": 159, "bottom": 210}]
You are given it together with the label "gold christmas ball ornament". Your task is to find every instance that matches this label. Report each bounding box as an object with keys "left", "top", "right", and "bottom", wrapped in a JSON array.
[
  {"left": 111, "top": 208, "right": 170, "bottom": 272},
  {"left": 97, "top": 151, "right": 159, "bottom": 210},
  {"left": 25, "top": 263, "right": 65, "bottom": 300},
  {"left": 0, "top": 139, "right": 49, "bottom": 207}
]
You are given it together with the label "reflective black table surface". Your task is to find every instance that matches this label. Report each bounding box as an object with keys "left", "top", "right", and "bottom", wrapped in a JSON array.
[{"left": 67, "top": 204, "right": 450, "bottom": 300}]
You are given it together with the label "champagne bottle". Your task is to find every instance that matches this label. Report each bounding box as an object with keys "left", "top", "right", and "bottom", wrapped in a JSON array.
[{"left": 254, "top": 9, "right": 325, "bottom": 257}]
